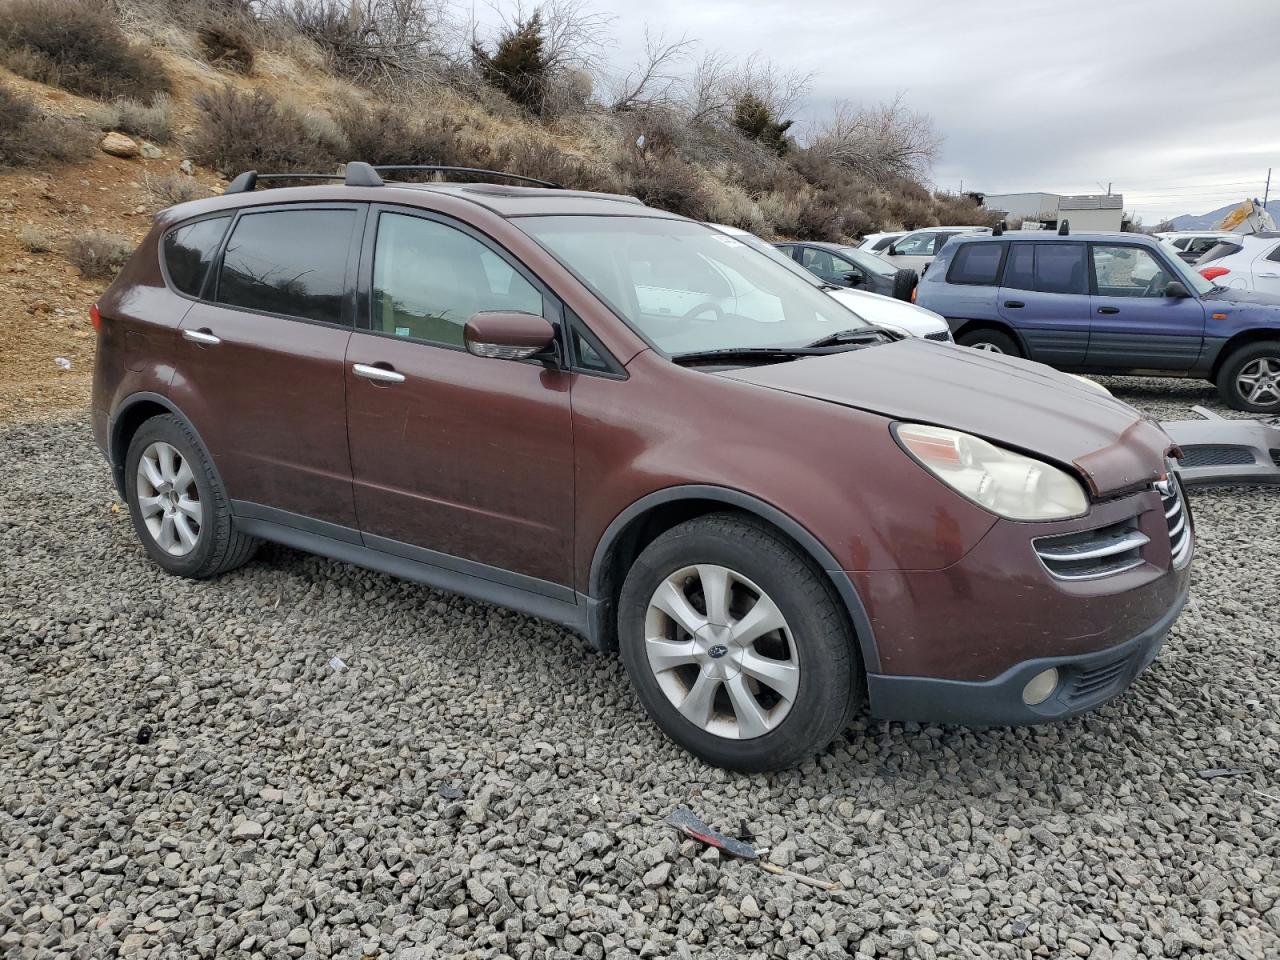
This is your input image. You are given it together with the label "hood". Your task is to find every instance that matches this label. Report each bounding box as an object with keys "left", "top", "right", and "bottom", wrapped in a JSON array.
[
  {"left": 826, "top": 288, "right": 949, "bottom": 337},
  {"left": 1203, "top": 286, "right": 1280, "bottom": 309},
  {"left": 718, "top": 339, "right": 1173, "bottom": 497}
]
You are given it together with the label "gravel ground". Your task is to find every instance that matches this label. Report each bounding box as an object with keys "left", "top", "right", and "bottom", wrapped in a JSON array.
[{"left": 1, "top": 378, "right": 1278, "bottom": 960}]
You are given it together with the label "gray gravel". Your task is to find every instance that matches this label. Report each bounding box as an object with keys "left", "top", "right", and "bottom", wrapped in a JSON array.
[{"left": 1, "top": 377, "right": 1278, "bottom": 960}]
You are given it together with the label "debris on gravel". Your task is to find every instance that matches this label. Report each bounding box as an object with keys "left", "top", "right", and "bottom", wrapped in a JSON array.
[{"left": 0, "top": 377, "right": 1277, "bottom": 959}]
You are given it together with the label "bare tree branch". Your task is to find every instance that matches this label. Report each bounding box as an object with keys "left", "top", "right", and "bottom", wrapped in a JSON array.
[
  {"left": 807, "top": 93, "right": 941, "bottom": 182},
  {"left": 607, "top": 29, "right": 693, "bottom": 112}
]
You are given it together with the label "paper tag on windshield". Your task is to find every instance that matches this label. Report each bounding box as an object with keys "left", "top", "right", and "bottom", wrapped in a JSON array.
[{"left": 710, "top": 235, "right": 744, "bottom": 247}]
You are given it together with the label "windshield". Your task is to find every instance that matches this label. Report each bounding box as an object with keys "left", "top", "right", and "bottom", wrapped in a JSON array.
[
  {"left": 519, "top": 216, "right": 869, "bottom": 355},
  {"left": 723, "top": 230, "right": 825, "bottom": 288},
  {"left": 837, "top": 246, "right": 898, "bottom": 277}
]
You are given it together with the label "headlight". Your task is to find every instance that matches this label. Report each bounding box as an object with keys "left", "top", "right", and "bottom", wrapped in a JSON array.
[
  {"left": 894, "top": 423, "right": 1089, "bottom": 521},
  {"left": 1068, "top": 374, "right": 1113, "bottom": 397}
]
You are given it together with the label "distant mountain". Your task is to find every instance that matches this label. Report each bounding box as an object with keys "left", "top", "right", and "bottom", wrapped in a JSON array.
[{"left": 1167, "top": 200, "right": 1279, "bottom": 230}]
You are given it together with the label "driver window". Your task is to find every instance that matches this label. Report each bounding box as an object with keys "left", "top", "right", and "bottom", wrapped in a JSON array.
[
  {"left": 799, "top": 247, "right": 840, "bottom": 281},
  {"left": 1091, "top": 245, "right": 1170, "bottom": 299},
  {"left": 893, "top": 232, "right": 933, "bottom": 256}
]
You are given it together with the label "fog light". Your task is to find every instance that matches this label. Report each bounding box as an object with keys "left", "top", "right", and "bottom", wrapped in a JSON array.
[{"left": 1022, "top": 667, "right": 1059, "bottom": 706}]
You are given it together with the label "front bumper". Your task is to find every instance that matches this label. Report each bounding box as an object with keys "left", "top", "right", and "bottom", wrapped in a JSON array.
[{"left": 866, "top": 574, "right": 1188, "bottom": 726}]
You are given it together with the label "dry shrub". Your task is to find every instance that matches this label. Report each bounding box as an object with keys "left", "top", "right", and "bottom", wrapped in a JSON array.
[
  {"left": 0, "top": 83, "right": 95, "bottom": 168},
  {"left": 198, "top": 19, "right": 255, "bottom": 74},
  {"left": 336, "top": 107, "right": 466, "bottom": 168},
  {"left": 756, "top": 192, "right": 803, "bottom": 236},
  {"left": 93, "top": 96, "right": 174, "bottom": 143},
  {"left": 0, "top": 0, "right": 171, "bottom": 104},
  {"left": 492, "top": 138, "right": 623, "bottom": 193},
  {"left": 613, "top": 137, "right": 709, "bottom": 219},
  {"left": 67, "top": 230, "right": 134, "bottom": 279},
  {"left": 19, "top": 224, "right": 55, "bottom": 252},
  {"left": 190, "top": 86, "right": 335, "bottom": 176},
  {"left": 705, "top": 182, "right": 768, "bottom": 234},
  {"left": 147, "top": 172, "right": 205, "bottom": 207}
]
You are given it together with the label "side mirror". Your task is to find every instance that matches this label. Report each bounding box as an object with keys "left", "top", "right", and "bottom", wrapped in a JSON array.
[
  {"left": 842, "top": 271, "right": 862, "bottom": 284},
  {"left": 464, "top": 311, "right": 556, "bottom": 361},
  {"left": 1164, "top": 280, "right": 1191, "bottom": 299},
  {"left": 887, "top": 244, "right": 899, "bottom": 256}
]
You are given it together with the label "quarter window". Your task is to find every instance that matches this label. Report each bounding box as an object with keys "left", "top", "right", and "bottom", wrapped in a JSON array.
[
  {"left": 947, "top": 243, "right": 1004, "bottom": 285},
  {"left": 1002, "top": 242, "right": 1087, "bottom": 295},
  {"left": 1091, "top": 245, "right": 1172, "bottom": 298},
  {"left": 216, "top": 209, "right": 354, "bottom": 324},
  {"left": 163, "top": 216, "right": 231, "bottom": 298},
  {"left": 1267, "top": 243, "right": 1280, "bottom": 263},
  {"left": 372, "top": 213, "right": 543, "bottom": 347}
]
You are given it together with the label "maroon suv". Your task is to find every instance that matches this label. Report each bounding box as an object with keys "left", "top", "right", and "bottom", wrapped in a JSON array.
[{"left": 91, "top": 163, "right": 1193, "bottom": 771}]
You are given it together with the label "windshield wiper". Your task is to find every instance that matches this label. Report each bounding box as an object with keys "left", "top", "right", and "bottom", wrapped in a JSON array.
[
  {"left": 672, "top": 346, "right": 832, "bottom": 365},
  {"left": 804, "top": 327, "right": 898, "bottom": 348}
]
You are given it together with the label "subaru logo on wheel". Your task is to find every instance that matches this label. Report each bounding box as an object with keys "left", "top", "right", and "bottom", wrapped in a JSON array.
[{"left": 708, "top": 644, "right": 728, "bottom": 659}]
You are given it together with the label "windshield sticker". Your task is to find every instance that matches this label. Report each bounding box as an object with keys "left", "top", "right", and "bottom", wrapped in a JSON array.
[{"left": 711, "top": 235, "right": 745, "bottom": 247}]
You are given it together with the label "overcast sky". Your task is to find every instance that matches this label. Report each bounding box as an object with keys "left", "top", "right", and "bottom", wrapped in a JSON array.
[{"left": 491, "top": 0, "right": 1280, "bottom": 225}]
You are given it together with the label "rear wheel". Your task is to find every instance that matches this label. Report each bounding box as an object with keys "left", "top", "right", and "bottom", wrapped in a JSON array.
[
  {"left": 1216, "top": 341, "right": 1280, "bottom": 412},
  {"left": 125, "top": 415, "right": 259, "bottom": 578},
  {"left": 617, "top": 513, "right": 860, "bottom": 772},
  {"left": 958, "top": 328, "right": 1020, "bottom": 356}
]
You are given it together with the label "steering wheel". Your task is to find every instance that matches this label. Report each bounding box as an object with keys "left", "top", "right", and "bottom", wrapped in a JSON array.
[
  {"left": 683, "top": 302, "right": 725, "bottom": 322},
  {"left": 1143, "top": 273, "right": 1169, "bottom": 297}
]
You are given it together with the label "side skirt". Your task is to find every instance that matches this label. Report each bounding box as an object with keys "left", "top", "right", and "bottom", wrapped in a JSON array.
[{"left": 230, "top": 502, "right": 591, "bottom": 639}]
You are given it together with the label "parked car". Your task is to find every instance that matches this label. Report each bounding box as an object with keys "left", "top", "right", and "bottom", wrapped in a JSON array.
[
  {"left": 774, "top": 240, "right": 918, "bottom": 301},
  {"left": 1192, "top": 237, "right": 1246, "bottom": 266},
  {"left": 92, "top": 164, "right": 1192, "bottom": 771},
  {"left": 1154, "top": 230, "right": 1237, "bottom": 265},
  {"left": 1196, "top": 233, "right": 1280, "bottom": 297},
  {"left": 856, "top": 231, "right": 907, "bottom": 254},
  {"left": 708, "top": 225, "right": 952, "bottom": 340},
  {"left": 916, "top": 230, "right": 1280, "bottom": 411},
  {"left": 880, "top": 225, "right": 993, "bottom": 274}
]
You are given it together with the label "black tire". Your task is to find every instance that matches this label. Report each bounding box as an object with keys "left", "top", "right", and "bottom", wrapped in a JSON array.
[
  {"left": 617, "top": 513, "right": 861, "bottom": 772},
  {"left": 124, "top": 414, "right": 259, "bottom": 578},
  {"left": 890, "top": 268, "right": 918, "bottom": 302},
  {"left": 1215, "top": 340, "right": 1280, "bottom": 412},
  {"left": 957, "top": 327, "right": 1020, "bottom": 356}
]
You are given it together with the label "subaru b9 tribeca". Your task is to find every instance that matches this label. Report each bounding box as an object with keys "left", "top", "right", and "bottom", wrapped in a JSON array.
[{"left": 91, "top": 164, "right": 1192, "bottom": 771}]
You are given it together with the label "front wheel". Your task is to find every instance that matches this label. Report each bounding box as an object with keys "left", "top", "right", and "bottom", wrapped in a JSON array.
[
  {"left": 617, "top": 513, "right": 860, "bottom": 772},
  {"left": 1216, "top": 341, "right": 1280, "bottom": 412}
]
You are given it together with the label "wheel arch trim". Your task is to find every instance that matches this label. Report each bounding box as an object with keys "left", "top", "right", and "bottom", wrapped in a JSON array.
[
  {"left": 108, "top": 392, "right": 219, "bottom": 497},
  {"left": 587, "top": 484, "right": 881, "bottom": 672}
]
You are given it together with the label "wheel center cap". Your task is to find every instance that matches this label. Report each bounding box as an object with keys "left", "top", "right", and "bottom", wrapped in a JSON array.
[{"left": 693, "top": 624, "right": 739, "bottom": 679}]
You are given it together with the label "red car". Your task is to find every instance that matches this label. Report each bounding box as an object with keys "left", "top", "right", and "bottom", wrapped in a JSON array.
[{"left": 91, "top": 164, "right": 1192, "bottom": 771}]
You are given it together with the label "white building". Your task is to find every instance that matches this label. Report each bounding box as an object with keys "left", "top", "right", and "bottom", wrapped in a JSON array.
[{"left": 982, "top": 192, "right": 1125, "bottom": 232}]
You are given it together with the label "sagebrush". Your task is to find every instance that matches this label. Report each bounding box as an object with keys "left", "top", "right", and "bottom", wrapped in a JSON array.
[
  {"left": 67, "top": 230, "right": 134, "bottom": 279},
  {"left": 0, "top": 83, "right": 95, "bottom": 168}
]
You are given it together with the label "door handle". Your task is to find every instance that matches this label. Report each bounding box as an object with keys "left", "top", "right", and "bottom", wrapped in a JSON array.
[
  {"left": 1259, "top": 272, "right": 1280, "bottom": 279},
  {"left": 182, "top": 328, "right": 221, "bottom": 346},
  {"left": 1097, "top": 307, "right": 1120, "bottom": 315},
  {"left": 352, "top": 362, "right": 405, "bottom": 384},
  {"left": 1003, "top": 300, "right": 1024, "bottom": 308}
]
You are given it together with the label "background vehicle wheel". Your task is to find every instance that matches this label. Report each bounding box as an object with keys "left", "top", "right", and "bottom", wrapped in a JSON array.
[
  {"left": 891, "top": 268, "right": 918, "bottom": 302},
  {"left": 617, "top": 513, "right": 860, "bottom": 772},
  {"left": 957, "top": 328, "right": 1019, "bottom": 356},
  {"left": 124, "top": 414, "right": 258, "bottom": 578},
  {"left": 1216, "top": 341, "right": 1280, "bottom": 412}
]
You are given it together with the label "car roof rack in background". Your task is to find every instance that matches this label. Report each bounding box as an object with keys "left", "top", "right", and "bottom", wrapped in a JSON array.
[
  {"left": 1058, "top": 219, "right": 1070, "bottom": 235},
  {"left": 223, "top": 162, "right": 564, "bottom": 194}
]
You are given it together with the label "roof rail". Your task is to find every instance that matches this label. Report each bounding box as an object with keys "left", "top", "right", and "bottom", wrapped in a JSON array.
[
  {"left": 224, "top": 162, "right": 385, "bottom": 194},
  {"left": 372, "top": 165, "right": 563, "bottom": 189}
]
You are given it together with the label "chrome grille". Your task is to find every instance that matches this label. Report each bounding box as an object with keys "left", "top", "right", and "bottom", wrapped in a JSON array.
[
  {"left": 924, "top": 330, "right": 952, "bottom": 342},
  {"left": 1034, "top": 520, "right": 1148, "bottom": 581},
  {"left": 1161, "top": 478, "right": 1193, "bottom": 568}
]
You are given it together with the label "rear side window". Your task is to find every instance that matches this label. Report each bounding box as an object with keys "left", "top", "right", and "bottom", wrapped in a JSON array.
[
  {"left": 163, "top": 216, "right": 231, "bottom": 297},
  {"left": 216, "top": 209, "right": 355, "bottom": 325},
  {"left": 1170, "top": 237, "right": 1190, "bottom": 249},
  {"left": 947, "top": 243, "right": 1004, "bottom": 285},
  {"left": 1268, "top": 243, "right": 1280, "bottom": 263},
  {"left": 1002, "top": 242, "right": 1087, "bottom": 295}
]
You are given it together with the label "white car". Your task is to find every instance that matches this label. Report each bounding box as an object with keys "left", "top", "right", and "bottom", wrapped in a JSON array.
[
  {"left": 1154, "top": 230, "right": 1238, "bottom": 265},
  {"left": 708, "top": 224, "right": 953, "bottom": 340},
  {"left": 1197, "top": 233, "right": 1280, "bottom": 296},
  {"left": 880, "top": 225, "right": 993, "bottom": 274},
  {"left": 856, "top": 231, "right": 907, "bottom": 254}
]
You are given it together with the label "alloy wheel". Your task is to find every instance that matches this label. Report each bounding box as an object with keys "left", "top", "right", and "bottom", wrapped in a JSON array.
[
  {"left": 1236, "top": 357, "right": 1280, "bottom": 406},
  {"left": 973, "top": 341, "right": 1005, "bottom": 353},
  {"left": 136, "top": 441, "right": 202, "bottom": 557},
  {"left": 643, "top": 564, "right": 799, "bottom": 740}
]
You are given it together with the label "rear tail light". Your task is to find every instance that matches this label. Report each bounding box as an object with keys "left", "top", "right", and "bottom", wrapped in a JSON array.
[
  {"left": 89, "top": 304, "right": 102, "bottom": 332},
  {"left": 1200, "top": 266, "right": 1230, "bottom": 281}
]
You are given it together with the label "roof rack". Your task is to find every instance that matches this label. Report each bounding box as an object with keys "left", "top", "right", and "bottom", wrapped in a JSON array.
[
  {"left": 223, "top": 161, "right": 563, "bottom": 194},
  {"left": 371, "top": 165, "right": 563, "bottom": 189}
]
